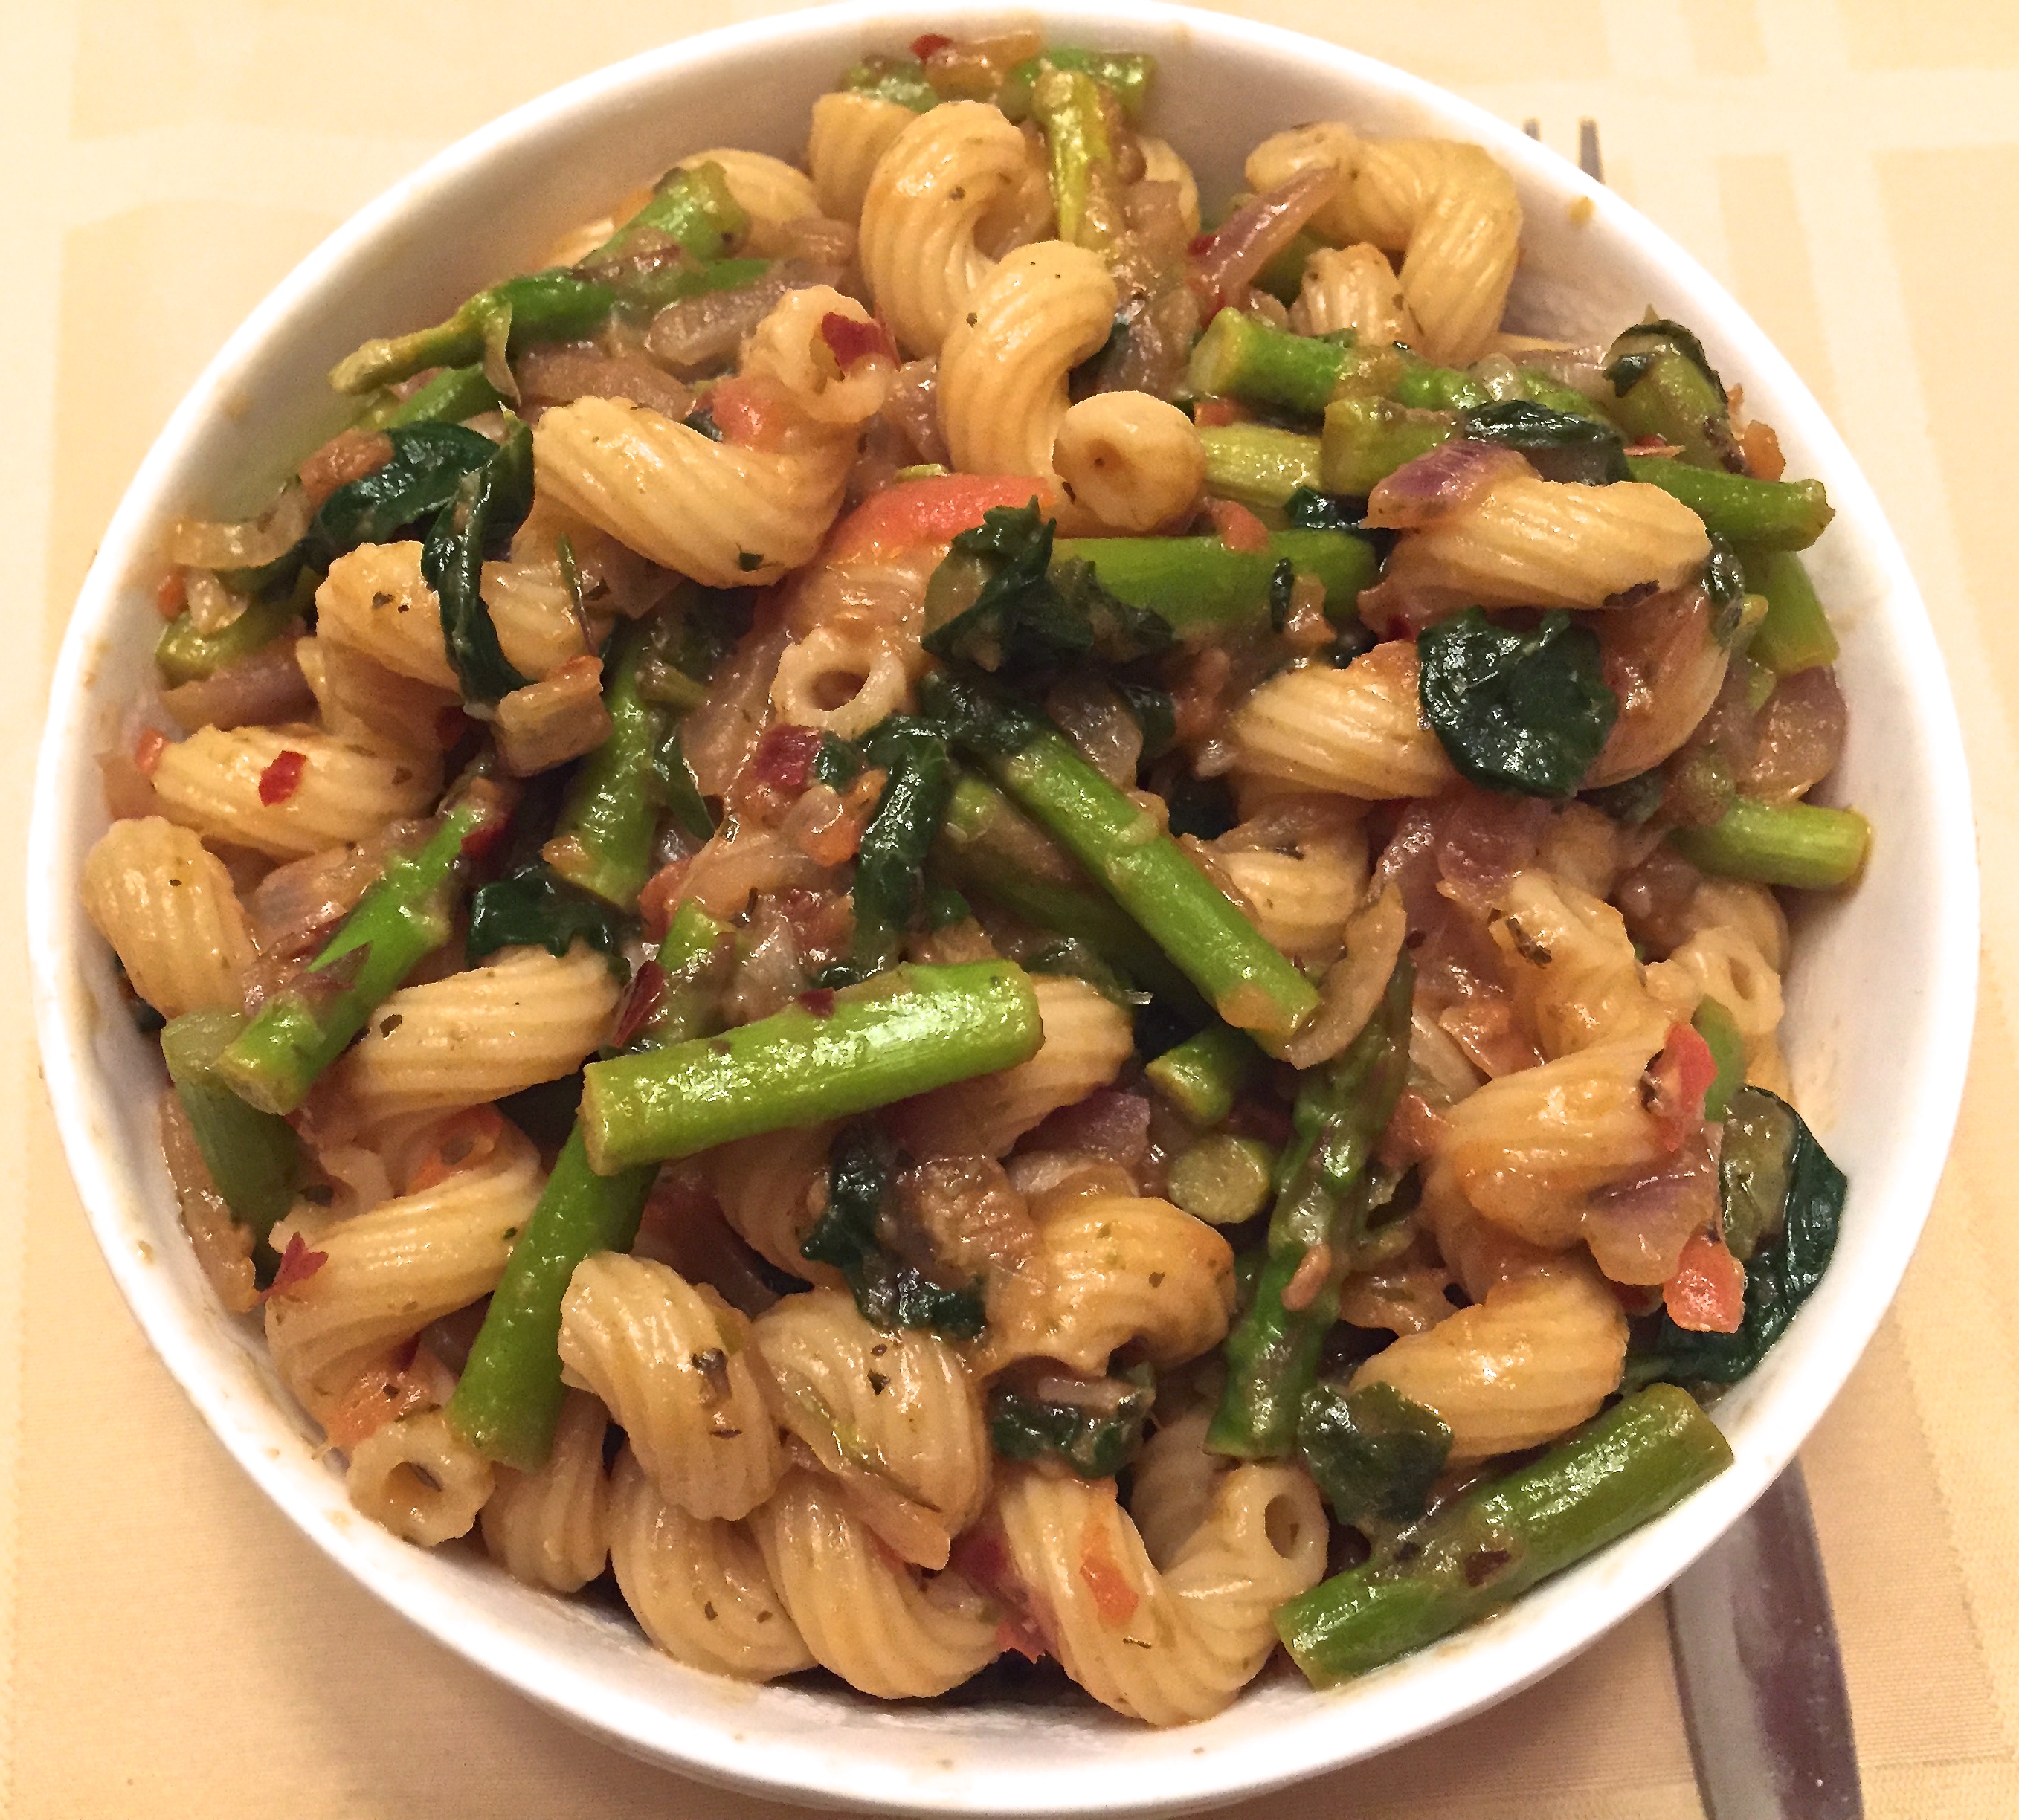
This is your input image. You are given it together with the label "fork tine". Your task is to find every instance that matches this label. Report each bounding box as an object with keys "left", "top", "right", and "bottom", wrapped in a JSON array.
[
  {"left": 1522, "top": 117, "right": 1542, "bottom": 139},
  {"left": 1578, "top": 117, "right": 1604, "bottom": 184}
]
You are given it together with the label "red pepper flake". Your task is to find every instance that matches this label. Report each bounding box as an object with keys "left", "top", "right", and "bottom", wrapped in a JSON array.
[
  {"left": 949, "top": 1524, "right": 1053, "bottom": 1660},
  {"left": 751, "top": 723, "right": 823, "bottom": 793},
  {"left": 819, "top": 310, "right": 895, "bottom": 372},
  {"left": 133, "top": 727, "right": 168, "bottom": 777},
  {"left": 1643, "top": 1021, "right": 1718, "bottom": 1150},
  {"left": 796, "top": 987, "right": 837, "bottom": 1019},
  {"left": 1663, "top": 1228, "right": 1747, "bottom": 1332},
  {"left": 457, "top": 812, "right": 509, "bottom": 864},
  {"left": 611, "top": 960, "right": 667, "bottom": 1051},
  {"left": 910, "top": 31, "right": 953, "bottom": 59},
  {"left": 1205, "top": 497, "right": 1270, "bottom": 554},
  {"left": 260, "top": 1231, "right": 328, "bottom": 1302},
  {"left": 155, "top": 570, "right": 187, "bottom": 620},
  {"left": 1187, "top": 231, "right": 1215, "bottom": 259},
  {"left": 403, "top": 1104, "right": 506, "bottom": 1195},
  {"left": 257, "top": 748, "right": 309, "bottom": 806},
  {"left": 1191, "top": 396, "right": 1249, "bottom": 429},
  {"left": 706, "top": 375, "right": 793, "bottom": 452}
]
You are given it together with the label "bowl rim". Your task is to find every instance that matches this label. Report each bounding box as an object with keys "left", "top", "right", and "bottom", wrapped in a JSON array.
[{"left": 27, "top": 2, "right": 1980, "bottom": 1813}]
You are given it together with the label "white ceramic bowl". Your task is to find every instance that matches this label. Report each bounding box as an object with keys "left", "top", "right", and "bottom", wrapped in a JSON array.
[{"left": 28, "top": 4, "right": 1977, "bottom": 1813}]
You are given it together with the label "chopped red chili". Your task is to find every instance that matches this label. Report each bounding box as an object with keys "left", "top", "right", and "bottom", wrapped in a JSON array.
[{"left": 257, "top": 748, "right": 309, "bottom": 805}]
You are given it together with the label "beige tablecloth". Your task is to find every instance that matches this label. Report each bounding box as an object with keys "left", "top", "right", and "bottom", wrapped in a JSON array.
[{"left": 7, "top": 2, "right": 2018, "bottom": 1813}]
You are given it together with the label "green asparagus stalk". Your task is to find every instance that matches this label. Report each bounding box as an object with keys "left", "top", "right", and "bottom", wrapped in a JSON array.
[
  {"left": 1692, "top": 996, "right": 1746, "bottom": 1122},
  {"left": 1603, "top": 320, "right": 1742, "bottom": 471},
  {"left": 214, "top": 777, "right": 516, "bottom": 1115},
  {"left": 1188, "top": 310, "right": 1348, "bottom": 417},
  {"left": 155, "top": 592, "right": 303, "bottom": 686},
  {"left": 1144, "top": 1023, "right": 1263, "bottom": 1127},
  {"left": 589, "top": 160, "right": 750, "bottom": 265},
  {"left": 1208, "top": 955, "right": 1413, "bottom": 1459},
  {"left": 1388, "top": 353, "right": 1491, "bottom": 413},
  {"left": 1032, "top": 64, "right": 1114, "bottom": 248},
  {"left": 1741, "top": 549, "right": 1839, "bottom": 673},
  {"left": 579, "top": 961, "right": 1043, "bottom": 1174},
  {"left": 1167, "top": 1134, "right": 1278, "bottom": 1226},
  {"left": 997, "top": 48, "right": 1154, "bottom": 122},
  {"left": 1624, "top": 456, "right": 1833, "bottom": 550},
  {"left": 1199, "top": 423, "right": 1322, "bottom": 510},
  {"left": 1668, "top": 797, "right": 1870, "bottom": 889},
  {"left": 1253, "top": 229, "right": 1324, "bottom": 306},
  {"left": 329, "top": 270, "right": 618, "bottom": 397},
  {"left": 1321, "top": 396, "right": 1456, "bottom": 496},
  {"left": 159, "top": 1009, "right": 301, "bottom": 1239},
  {"left": 355, "top": 364, "right": 503, "bottom": 432},
  {"left": 1052, "top": 528, "right": 1379, "bottom": 633},
  {"left": 448, "top": 900, "right": 730, "bottom": 1469},
  {"left": 543, "top": 616, "right": 662, "bottom": 909},
  {"left": 924, "top": 673, "right": 1320, "bottom": 1053},
  {"left": 1275, "top": 1385, "right": 1733, "bottom": 1685},
  {"left": 933, "top": 772, "right": 1203, "bottom": 1013}
]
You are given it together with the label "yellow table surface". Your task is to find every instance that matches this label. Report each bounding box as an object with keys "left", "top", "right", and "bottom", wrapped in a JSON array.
[{"left": 7, "top": 2, "right": 2018, "bottom": 1813}]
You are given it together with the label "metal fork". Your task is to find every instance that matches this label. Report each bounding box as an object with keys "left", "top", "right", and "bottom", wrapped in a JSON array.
[{"left": 1522, "top": 116, "right": 1604, "bottom": 184}]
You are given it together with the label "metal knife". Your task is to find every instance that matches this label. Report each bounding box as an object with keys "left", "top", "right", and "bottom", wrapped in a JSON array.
[{"left": 1666, "top": 1461, "right": 1864, "bottom": 1819}]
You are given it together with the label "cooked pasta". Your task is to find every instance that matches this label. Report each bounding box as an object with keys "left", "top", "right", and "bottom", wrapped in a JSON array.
[{"left": 104, "top": 32, "right": 1861, "bottom": 1721}]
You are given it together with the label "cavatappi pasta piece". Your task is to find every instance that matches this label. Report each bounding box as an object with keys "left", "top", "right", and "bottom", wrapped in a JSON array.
[
  {"left": 677, "top": 148, "right": 819, "bottom": 256},
  {"left": 752, "top": 1468, "right": 1000, "bottom": 1698},
  {"left": 1685, "top": 878, "right": 1790, "bottom": 972},
  {"left": 753, "top": 1288, "right": 988, "bottom": 1566},
  {"left": 265, "top": 1129, "right": 543, "bottom": 1408},
  {"left": 480, "top": 1389, "right": 611, "bottom": 1593},
  {"left": 1051, "top": 391, "right": 1206, "bottom": 534},
  {"left": 607, "top": 1448, "right": 814, "bottom": 1680},
  {"left": 1378, "top": 474, "right": 1712, "bottom": 616},
  {"left": 152, "top": 723, "right": 439, "bottom": 861},
  {"left": 703, "top": 1119, "right": 843, "bottom": 1286},
  {"left": 980, "top": 1191, "right": 1236, "bottom": 1375},
  {"left": 857, "top": 100, "right": 1034, "bottom": 355},
  {"left": 1289, "top": 243, "right": 1423, "bottom": 345},
  {"left": 1136, "top": 135, "right": 1200, "bottom": 236},
  {"left": 1441, "top": 1036, "right": 1672, "bottom": 1248},
  {"left": 770, "top": 614, "right": 913, "bottom": 740},
  {"left": 334, "top": 942, "right": 621, "bottom": 1127},
  {"left": 347, "top": 1407, "right": 496, "bottom": 1546},
  {"left": 1647, "top": 924, "right": 1785, "bottom": 1063},
  {"left": 807, "top": 91, "right": 915, "bottom": 223},
  {"left": 533, "top": 289, "right": 890, "bottom": 586},
  {"left": 1490, "top": 870, "right": 1671, "bottom": 1059},
  {"left": 1416, "top": 1158, "right": 1559, "bottom": 1301},
  {"left": 1351, "top": 1258, "right": 1629, "bottom": 1463},
  {"left": 1246, "top": 126, "right": 1520, "bottom": 366},
  {"left": 296, "top": 633, "right": 457, "bottom": 754},
  {"left": 1229, "top": 644, "right": 1457, "bottom": 798},
  {"left": 1129, "top": 1408, "right": 1234, "bottom": 1571},
  {"left": 898, "top": 975, "right": 1133, "bottom": 1159},
  {"left": 937, "top": 240, "right": 1118, "bottom": 487},
  {"left": 557, "top": 1254, "right": 783, "bottom": 1522},
  {"left": 992, "top": 1461, "right": 1327, "bottom": 1726},
  {"left": 82, "top": 816, "right": 254, "bottom": 1018},
  {"left": 1211, "top": 808, "right": 1370, "bottom": 961}
]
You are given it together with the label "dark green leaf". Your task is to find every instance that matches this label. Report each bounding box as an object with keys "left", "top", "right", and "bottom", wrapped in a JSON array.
[
  {"left": 1110, "top": 679, "right": 1176, "bottom": 761},
  {"left": 1704, "top": 534, "right": 1748, "bottom": 643},
  {"left": 924, "top": 882, "right": 972, "bottom": 929},
  {"left": 1582, "top": 768, "right": 1667, "bottom": 827},
  {"left": 801, "top": 1124, "right": 987, "bottom": 1338},
  {"left": 811, "top": 732, "right": 863, "bottom": 791},
  {"left": 1283, "top": 485, "right": 1364, "bottom": 530},
  {"left": 1626, "top": 1086, "right": 1844, "bottom": 1386},
  {"left": 683, "top": 405, "right": 724, "bottom": 442},
  {"left": 1605, "top": 317, "right": 1725, "bottom": 401},
  {"left": 466, "top": 860, "right": 626, "bottom": 966},
  {"left": 918, "top": 668, "right": 1045, "bottom": 759},
  {"left": 422, "top": 416, "right": 535, "bottom": 704},
  {"left": 988, "top": 1366, "right": 1155, "bottom": 1478},
  {"left": 1460, "top": 399, "right": 1629, "bottom": 486},
  {"left": 848, "top": 718, "right": 954, "bottom": 977},
  {"left": 305, "top": 423, "right": 497, "bottom": 570},
  {"left": 1297, "top": 1379, "right": 1452, "bottom": 1526},
  {"left": 1418, "top": 607, "right": 1619, "bottom": 799},
  {"left": 651, "top": 725, "right": 715, "bottom": 842},
  {"left": 1267, "top": 557, "right": 1295, "bottom": 633}
]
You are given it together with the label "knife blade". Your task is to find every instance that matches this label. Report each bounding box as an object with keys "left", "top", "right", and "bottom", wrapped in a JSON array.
[{"left": 1666, "top": 1461, "right": 1864, "bottom": 1819}]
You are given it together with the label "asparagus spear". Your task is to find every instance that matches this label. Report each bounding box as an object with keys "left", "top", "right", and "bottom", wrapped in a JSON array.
[
  {"left": 1144, "top": 1023, "right": 1262, "bottom": 1127},
  {"left": 1742, "top": 549, "right": 1839, "bottom": 674},
  {"left": 543, "top": 615, "right": 663, "bottom": 909},
  {"left": 1051, "top": 528, "right": 1378, "bottom": 633},
  {"left": 1321, "top": 397, "right": 1456, "bottom": 496},
  {"left": 1189, "top": 310, "right": 1349, "bottom": 417},
  {"left": 1603, "top": 320, "right": 1742, "bottom": 471},
  {"left": 213, "top": 776, "right": 517, "bottom": 1115},
  {"left": 355, "top": 364, "right": 503, "bottom": 432},
  {"left": 448, "top": 900, "right": 730, "bottom": 1470},
  {"left": 1275, "top": 1385, "right": 1733, "bottom": 1684},
  {"left": 1167, "top": 1134, "right": 1278, "bottom": 1226},
  {"left": 155, "top": 592, "right": 303, "bottom": 687},
  {"left": 1031, "top": 64, "right": 1114, "bottom": 249},
  {"left": 923, "top": 673, "right": 1320, "bottom": 1053},
  {"left": 589, "top": 160, "right": 749, "bottom": 265},
  {"left": 1207, "top": 955, "right": 1413, "bottom": 1459},
  {"left": 997, "top": 48, "right": 1154, "bottom": 122},
  {"left": 1623, "top": 456, "right": 1832, "bottom": 550},
  {"left": 1198, "top": 423, "right": 1323, "bottom": 510},
  {"left": 1691, "top": 996, "right": 1747, "bottom": 1122},
  {"left": 579, "top": 961, "right": 1043, "bottom": 1173},
  {"left": 1668, "top": 797, "right": 1870, "bottom": 889},
  {"left": 159, "top": 1009, "right": 300, "bottom": 1241},
  {"left": 933, "top": 772, "right": 1203, "bottom": 1013}
]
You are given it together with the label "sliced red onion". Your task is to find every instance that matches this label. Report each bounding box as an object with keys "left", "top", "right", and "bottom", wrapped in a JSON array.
[
  {"left": 1364, "top": 441, "right": 1527, "bottom": 531},
  {"left": 1191, "top": 168, "right": 1336, "bottom": 312}
]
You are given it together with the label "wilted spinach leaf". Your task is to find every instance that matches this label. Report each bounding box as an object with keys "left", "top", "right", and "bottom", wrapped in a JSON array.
[
  {"left": 1605, "top": 317, "right": 1726, "bottom": 401},
  {"left": 421, "top": 415, "right": 535, "bottom": 703},
  {"left": 988, "top": 1366, "right": 1154, "bottom": 1478},
  {"left": 1417, "top": 607, "right": 1618, "bottom": 798},
  {"left": 1704, "top": 533, "right": 1748, "bottom": 643},
  {"left": 466, "top": 859, "right": 625, "bottom": 965},
  {"left": 305, "top": 423, "right": 499, "bottom": 570},
  {"left": 843, "top": 717, "right": 953, "bottom": 980},
  {"left": 1284, "top": 485, "right": 1364, "bottom": 530},
  {"left": 1297, "top": 1379, "right": 1452, "bottom": 1526},
  {"left": 1461, "top": 399, "right": 1628, "bottom": 486}
]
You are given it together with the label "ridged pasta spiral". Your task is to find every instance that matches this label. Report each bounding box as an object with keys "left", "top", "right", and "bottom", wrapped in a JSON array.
[
  {"left": 1290, "top": 243, "right": 1423, "bottom": 345},
  {"left": 703, "top": 1119, "right": 843, "bottom": 1286},
  {"left": 1129, "top": 1409, "right": 1234, "bottom": 1571},
  {"left": 806, "top": 91, "right": 915, "bottom": 224},
  {"left": 82, "top": 816, "right": 254, "bottom": 1017},
  {"left": 753, "top": 1288, "right": 988, "bottom": 1566},
  {"left": 347, "top": 1407, "right": 496, "bottom": 1546},
  {"left": 557, "top": 1254, "right": 783, "bottom": 1521},
  {"left": 480, "top": 1389, "right": 611, "bottom": 1592},
  {"left": 677, "top": 148, "right": 819, "bottom": 255},
  {"left": 1491, "top": 869, "right": 1672, "bottom": 1058},
  {"left": 752, "top": 1468, "right": 1000, "bottom": 1697},
  {"left": 858, "top": 100, "right": 1035, "bottom": 355},
  {"left": 1051, "top": 391, "right": 1206, "bottom": 534},
  {"left": 992, "top": 1462, "right": 1327, "bottom": 1725},
  {"left": 1230, "top": 645, "right": 1456, "bottom": 798},
  {"left": 607, "top": 1448, "right": 814, "bottom": 1680}
]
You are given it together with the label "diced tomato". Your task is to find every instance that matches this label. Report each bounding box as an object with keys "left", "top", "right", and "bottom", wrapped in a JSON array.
[
  {"left": 822, "top": 474, "right": 1051, "bottom": 561},
  {"left": 260, "top": 1231, "right": 328, "bottom": 1302},
  {"left": 1204, "top": 498, "right": 1270, "bottom": 553},
  {"left": 948, "top": 1524, "right": 1053, "bottom": 1660},
  {"left": 1663, "top": 1228, "right": 1747, "bottom": 1332},
  {"left": 819, "top": 311, "right": 894, "bottom": 372},
  {"left": 1646, "top": 1021, "right": 1719, "bottom": 1150},
  {"left": 1078, "top": 1506, "right": 1141, "bottom": 1627},
  {"left": 257, "top": 748, "right": 309, "bottom": 805},
  {"left": 155, "top": 570, "right": 187, "bottom": 620},
  {"left": 610, "top": 960, "right": 667, "bottom": 1052},
  {"left": 1191, "top": 396, "right": 1250, "bottom": 429},
  {"left": 910, "top": 31, "right": 953, "bottom": 59},
  {"left": 706, "top": 375, "right": 795, "bottom": 451},
  {"left": 133, "top": 726, "right": 168, "bottom": 776},
  {"left": 750, "top": 723, "right": 823, "bottom": 793}
]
